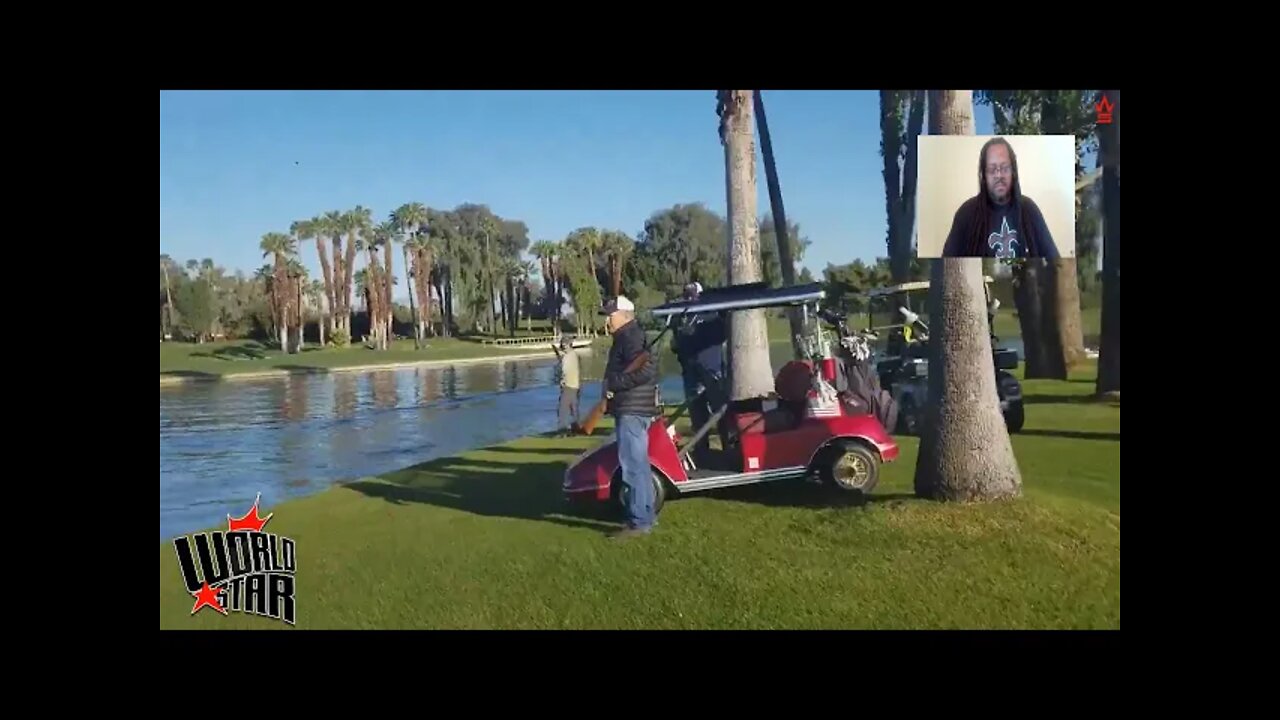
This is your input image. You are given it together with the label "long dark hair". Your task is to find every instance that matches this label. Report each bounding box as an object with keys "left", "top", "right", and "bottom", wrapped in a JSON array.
[{"left": 965, "top": 137, "right": 1043, "bottom": 257}]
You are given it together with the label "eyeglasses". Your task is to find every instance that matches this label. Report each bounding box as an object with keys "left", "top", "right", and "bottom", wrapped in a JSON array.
[{"left": 986, "top": 164, "right": 1012, "bottom": 176}]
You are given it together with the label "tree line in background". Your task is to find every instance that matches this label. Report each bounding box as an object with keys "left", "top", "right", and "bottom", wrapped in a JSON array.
[{"left": 159, "top": 200, "right": 829, "bottom": 348}]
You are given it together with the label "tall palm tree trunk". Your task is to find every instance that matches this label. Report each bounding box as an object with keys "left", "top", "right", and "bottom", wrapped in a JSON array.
[
  {"left": 914, "top": 90, "right": 1021, "bottom": 502},
  {"left": 344, "top": 233, "right": 358, "bottom": 335},
  {"left": 405, "top": 245, "right": 420, "bottom": 349},
  {"left": 384, "top": 241, "right": 395, "bottom": 349},
  {"left": 719, "top": 90, "right": 774, "bottom": 400},
  {"left": 296, "top": 277, "right": 305, "bottom": 351},
  {"left": 316, "top": 236, "right": 336, "bottom": 337},
  {"left": 332, "top": 235, "right": 346, "bottom": 335},
  {"left": 754, "top": 90, "right": 805, "bottom": 359},
  {"left": 444, "top": 269, "right": 455, "bottom": 338},
  {"left": 423, "top": 252, "right": 434, "bottom": 338}
]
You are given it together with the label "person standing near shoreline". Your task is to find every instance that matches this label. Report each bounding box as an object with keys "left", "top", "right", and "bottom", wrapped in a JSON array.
[{"left": 553, "top": 338, "right": 580, "bottom": 435}]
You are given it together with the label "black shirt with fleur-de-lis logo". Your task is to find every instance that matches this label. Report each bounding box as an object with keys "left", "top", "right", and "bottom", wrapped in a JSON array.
[{"left": 941, "top": 196, "right": 1060, "bottom": 260}]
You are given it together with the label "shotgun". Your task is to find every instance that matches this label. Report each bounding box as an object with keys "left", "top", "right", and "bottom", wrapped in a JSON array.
[
  {"left": 576, "top": 349, "right": 652, "bottom": 435},
  {"left": 574, "top": 308, "right": 689, "bottom": 435}
]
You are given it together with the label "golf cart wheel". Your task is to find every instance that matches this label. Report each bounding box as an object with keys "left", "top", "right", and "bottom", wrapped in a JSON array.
[
  {"left": 1005, "top": 401, "right": 1025, "bottom": 433},
  {"left": 611, "top": 469, "right": 667, "bottom": 517},
  {"left": 822, "top": 440, "right": 880, "bottom": 496}
]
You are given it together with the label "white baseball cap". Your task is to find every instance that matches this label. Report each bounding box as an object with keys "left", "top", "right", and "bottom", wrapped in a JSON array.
[{"left": 600, "top": 296, "right": 635, "bottom": 315}]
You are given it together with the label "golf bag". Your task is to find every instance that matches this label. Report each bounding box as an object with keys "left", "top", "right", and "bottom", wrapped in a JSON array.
[
  {"left": 841, "top": 358, "right": 899, "bottom": 434},
  {"left": 828, "top": 333, "right": 899, "bottom": 433}
]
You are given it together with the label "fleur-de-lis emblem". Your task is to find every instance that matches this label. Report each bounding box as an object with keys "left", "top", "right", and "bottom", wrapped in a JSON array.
[{"left": 988, "top": 217, "right": 1019, "bottom": 259}]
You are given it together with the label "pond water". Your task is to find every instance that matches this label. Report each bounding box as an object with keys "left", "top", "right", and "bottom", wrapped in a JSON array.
[{"left": 160, "top": 350, "right": 695, "bottom": 541}]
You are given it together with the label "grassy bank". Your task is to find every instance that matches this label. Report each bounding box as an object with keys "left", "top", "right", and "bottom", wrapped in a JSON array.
[
  {"left": 159, "top": 336, "right": 594, "bottom": 380},
  {"left": 160, "top": 363, "right": 1119, "bottom": 629}
]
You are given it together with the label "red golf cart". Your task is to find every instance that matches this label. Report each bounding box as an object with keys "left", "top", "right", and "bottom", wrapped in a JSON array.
[{"left": 563, "top": 282, "right": 900, "bottom": 516}]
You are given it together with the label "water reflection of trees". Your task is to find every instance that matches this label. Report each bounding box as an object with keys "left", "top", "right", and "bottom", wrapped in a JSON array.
[
  {"left": 466, "top": 363, "right": 500, "bottom": 395},
  {"left": 334, "top": 374, "right": 357, "bottom": 419},
  {"left": 371, "top": 371, "right": 398, "bottom": 409},
  {"left": 442, "top": 367, "right": 458, "bottom": 400},
  {"left": 281, "top": 375, "right": 309, "bottom": 421},
  {"left": 418, "top": 367, "right": 441, "bottom": 405}
]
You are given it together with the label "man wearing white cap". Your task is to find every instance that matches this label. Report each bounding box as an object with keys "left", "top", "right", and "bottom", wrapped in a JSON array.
[{"left": 600, "top": 294, "right": 659, "bottom": 538}]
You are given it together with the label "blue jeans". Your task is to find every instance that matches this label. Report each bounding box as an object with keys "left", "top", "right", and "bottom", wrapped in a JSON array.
[{"left": 616, "top": 414, "right": 655, "bottom": 530}]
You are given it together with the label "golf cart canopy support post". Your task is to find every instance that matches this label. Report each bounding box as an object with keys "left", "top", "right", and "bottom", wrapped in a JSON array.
[{"left": 651, "top": 282, "right": 826, "bottom": 317}]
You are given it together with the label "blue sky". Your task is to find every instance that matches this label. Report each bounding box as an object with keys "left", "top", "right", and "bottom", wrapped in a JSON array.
[{"left": 160, "top": 90, "right": 1002, "bottom": 283}]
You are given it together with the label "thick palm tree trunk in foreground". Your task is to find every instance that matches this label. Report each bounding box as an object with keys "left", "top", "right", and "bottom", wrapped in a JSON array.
[
  {"left": 914, "top": 90, "right": 1021, "bottom": 502},
  {"left": 719, "top": 89, "right": 774, "bottom": 400}
]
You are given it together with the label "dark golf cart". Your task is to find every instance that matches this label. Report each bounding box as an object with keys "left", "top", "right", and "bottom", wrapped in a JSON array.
[
  {"left": 562, "top": 282, "right": 900, "bottom": 517},
  {"left": 862, "top": 276, "right": 1024, "bottom": 434}
]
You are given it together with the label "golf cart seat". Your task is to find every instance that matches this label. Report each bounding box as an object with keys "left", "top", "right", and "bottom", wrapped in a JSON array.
[{"left": 727, "top": 360, "right": 807, "bottom": 435}]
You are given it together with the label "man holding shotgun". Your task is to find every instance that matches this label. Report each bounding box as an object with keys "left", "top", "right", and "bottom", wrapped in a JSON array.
[{"left": 598, "top": 295, "right": 660, "bottom": 538}]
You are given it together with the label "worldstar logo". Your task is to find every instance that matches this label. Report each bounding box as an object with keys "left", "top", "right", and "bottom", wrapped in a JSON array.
[{"left": 172, "top": 494, "right": 297, "bottom": 625}]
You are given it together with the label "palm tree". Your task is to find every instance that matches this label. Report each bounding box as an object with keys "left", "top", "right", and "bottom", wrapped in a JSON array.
[
  {"left": 499, "top": 256, "right": 523, "bottom": 337},
  {"left": 297, "top": 216, "right": 336, "bottom": 340},
  {"left": 529, "top": 240, "right": 557, "bottom": 323},
  {"left": 255, "top": 264, "right": 278, "bottom": 339},
  {"left": 519, "top": 259, "right": 537, "bottom": 332},
  {"left": 308, "top": 279, "right": 326, "bottom": 346},
  {"left": 357, "top": 225, "right": 384, "bottom": 349},
  {"left": 601, "top": 231, "right": 633, "bottom": 298},
  {"left": 717, "top": 89, "right": 773, "bottom": 400},
  {"left": 259, "top": 232, "right": 296, "bottom": 352},
  {"left": 393, "top": 203, "right": 430, "bottom": 348},
  {"left": 286, "top": 259, "right": 307, "bottom": 351},
  {"left": 913, "top": 90, "right": 1021, "bottom": 502},
  {"left": 342, "top": 206, "right": 372, "bottom": 337},
  {"left": 324, "top": 210, "right": 347, "bottom": 338},
  {"left": 408, "top": 230, "right": 435, "bottom": 339},
  {"left": 353, "top": 267, "right": 371, "bottom": 344},
  {"left": 378, "top": 220, "right": 397, "bottom": 349}
]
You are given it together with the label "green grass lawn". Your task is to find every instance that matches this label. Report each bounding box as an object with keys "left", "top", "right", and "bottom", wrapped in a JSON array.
[
  {"left": 160, "top": 363, "right": 1119, "bottom": 629},
  {"left": 159, "top": 336, "right": 573, "bottom": 378}
]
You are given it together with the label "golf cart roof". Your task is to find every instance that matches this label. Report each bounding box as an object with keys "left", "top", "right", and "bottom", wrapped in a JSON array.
[
  {"left": 651, "top": 281, "right": 825, "bottom": 318},
  {"left": 865, "top": 276, "right": 996, "bottom": 298}
]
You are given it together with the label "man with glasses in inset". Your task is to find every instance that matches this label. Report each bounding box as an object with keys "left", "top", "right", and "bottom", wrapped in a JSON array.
[{"left": 941, "top": 137, "right": 1061, "bottom": 259}]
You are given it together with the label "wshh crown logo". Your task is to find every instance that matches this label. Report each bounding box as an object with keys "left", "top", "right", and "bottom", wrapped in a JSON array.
[{"left": 172, "top": 493, "right": 297, "bottom": 625}]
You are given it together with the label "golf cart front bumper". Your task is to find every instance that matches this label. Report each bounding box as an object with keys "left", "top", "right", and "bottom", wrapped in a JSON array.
[
  {"left": 564, "top": 444, "right": 613, "bottom": 502},
  {"left": 562, "top": 418, "right": 686, "bottom": 504}
]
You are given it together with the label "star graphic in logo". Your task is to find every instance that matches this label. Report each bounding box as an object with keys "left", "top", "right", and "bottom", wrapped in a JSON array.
[
  {"left": 228, "top": 492, "right": 273, "bottom": 532},
  {"left": 988, "top": 217, "right": 1019, "bottom": 259},
  {"left": 191, "top": 581, "right": 227, "bottom": 616}
]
